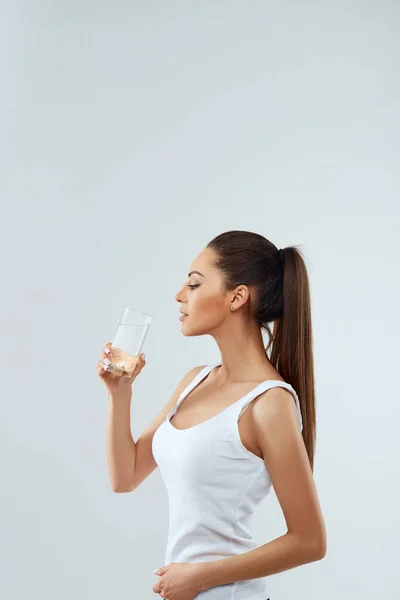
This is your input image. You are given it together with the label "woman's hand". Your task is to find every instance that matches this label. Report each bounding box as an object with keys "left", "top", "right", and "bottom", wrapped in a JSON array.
[
  {"left": 152, "top": 562, "right": 205, "bottom": 600},
  {"left": 97, "top": 342, "right": 146, "bottom": 397}
]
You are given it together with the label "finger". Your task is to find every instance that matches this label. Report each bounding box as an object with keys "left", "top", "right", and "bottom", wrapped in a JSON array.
[
  {"left": 137, "top": 353, "right": 146, "bottom": 369},
  {"left": 97, "top": 357, "right": 115, "bottom": 376},
  {"left": 102, "top": 342, "right": 113, "bottom": 359},
  {"left": 121, "top": 353, "right": 144, "bottom": 377},
  {"left": 97, "top": 360, "right": 109, "bottom": 376},
  {"left": 98, "top": 343, "right": 114, "bottom": 375}
]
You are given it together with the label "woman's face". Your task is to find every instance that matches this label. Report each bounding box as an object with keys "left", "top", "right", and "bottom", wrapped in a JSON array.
[{"left": 175, "top": 247, "right": 248, "bottom": 336}]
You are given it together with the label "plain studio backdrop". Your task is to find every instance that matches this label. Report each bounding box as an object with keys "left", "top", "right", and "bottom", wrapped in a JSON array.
[{"left": 1, "top": 1, "right": 399, "bottom": 599}]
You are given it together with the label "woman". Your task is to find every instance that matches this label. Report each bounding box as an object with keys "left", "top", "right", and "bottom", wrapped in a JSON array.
[{"left": 98, "top": 230, "right": 327, "bottom": 600}]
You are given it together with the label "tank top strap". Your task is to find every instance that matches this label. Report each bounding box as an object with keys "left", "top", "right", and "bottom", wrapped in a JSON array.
[
  {"left": 229, "top": 379, "right": 303, "bottom": 432},
  {"left": 167, "top": 363, "right": 218, "bottom": 420}
]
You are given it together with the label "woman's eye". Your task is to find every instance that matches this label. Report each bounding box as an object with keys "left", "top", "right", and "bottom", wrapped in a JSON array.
[{"left": 187, "top": 284, "right": 200, "bottom": 290}]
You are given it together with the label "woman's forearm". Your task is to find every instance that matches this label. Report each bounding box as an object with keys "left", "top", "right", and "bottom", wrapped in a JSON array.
[
  {"left": 106, "top": 393, "right": 136, "bottom": 492},
  {"left": 200, "top": 532, "right": 326, "bottom": 591}
]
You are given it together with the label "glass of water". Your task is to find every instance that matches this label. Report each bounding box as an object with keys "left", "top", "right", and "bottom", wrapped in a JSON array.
[{"left": 108, "top": 307, "right": 154, "bottom": 378}]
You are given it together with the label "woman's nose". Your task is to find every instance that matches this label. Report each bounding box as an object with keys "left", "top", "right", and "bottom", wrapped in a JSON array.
[{"left": 175, "top": 286, "right": 186, "bottom": 300}]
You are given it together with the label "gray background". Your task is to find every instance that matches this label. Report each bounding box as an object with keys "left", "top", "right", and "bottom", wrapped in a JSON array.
[{"left": 1, "top": 1, "right": 399, "bottom": 599}]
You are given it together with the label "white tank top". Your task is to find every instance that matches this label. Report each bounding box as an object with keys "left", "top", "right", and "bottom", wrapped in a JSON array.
[{"left": 152, "top": 362, "right": 303, "bottom": 600}]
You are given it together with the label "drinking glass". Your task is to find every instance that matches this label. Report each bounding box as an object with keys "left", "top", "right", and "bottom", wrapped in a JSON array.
[{"left": 107, "top": 307, "right": 154, "bottom": 378}]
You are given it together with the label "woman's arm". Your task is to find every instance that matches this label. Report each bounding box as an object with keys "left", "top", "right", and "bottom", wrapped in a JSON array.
[
  {"left": 199, "top": 386, "right": 327, "bottom": 589},
  {"left": 107, "top": 392, "right": 136, "bottom": 492}
]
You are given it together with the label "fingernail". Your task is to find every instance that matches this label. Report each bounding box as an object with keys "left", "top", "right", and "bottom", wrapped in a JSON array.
[
  {"left": 105, "top": 348, "right": 110, "bottom": 354},
  {"left": 141, "top": 353, "right": 145, "bottom": 360},
  {"left": 103, "top": 358, "right": 111, "bottom": 365}
]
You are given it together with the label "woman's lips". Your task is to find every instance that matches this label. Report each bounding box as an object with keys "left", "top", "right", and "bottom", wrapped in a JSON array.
[{"left": 179, "top": 314, "right": 188, "bottom": 320}]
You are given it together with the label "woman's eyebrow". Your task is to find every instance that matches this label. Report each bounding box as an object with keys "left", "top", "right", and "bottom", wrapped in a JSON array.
[{"left": 188, "top": 270, "right": 205, "bottom": 277}]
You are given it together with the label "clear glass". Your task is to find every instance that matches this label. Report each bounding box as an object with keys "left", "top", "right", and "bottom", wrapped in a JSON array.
[{"left": 108, "top": 306, "right": 154, "bottom": 378}]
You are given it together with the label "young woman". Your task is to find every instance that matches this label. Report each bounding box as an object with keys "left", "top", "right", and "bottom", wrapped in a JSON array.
[{"left": 98, "top": 230, "right": 326, "bottom": 600}]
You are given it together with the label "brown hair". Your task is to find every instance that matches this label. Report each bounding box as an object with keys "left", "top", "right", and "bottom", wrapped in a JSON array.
[{"left": 206, "top": 230, "right": 316, "bottom": 471}]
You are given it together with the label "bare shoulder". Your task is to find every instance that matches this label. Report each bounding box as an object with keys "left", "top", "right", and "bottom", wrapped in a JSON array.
[
  {"left": 176, "top": 364, "right": 208, "bottom": 395},
  {"left": 185, "top": 364, "right": 208, "bottom": 380},
  {"left": 249, "top": 385, "right": 303, "bottom": 445},
  {"left": 152, "top": 363, "right": 208, "bottom": 422},
  {"left": 253, "top": 385, "right": 299, "bottom": 419}
]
